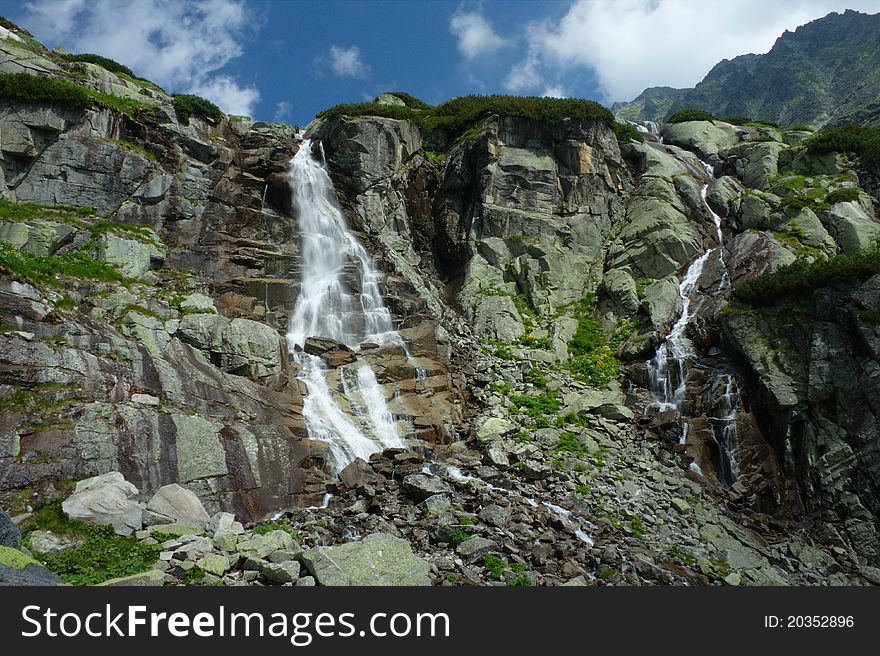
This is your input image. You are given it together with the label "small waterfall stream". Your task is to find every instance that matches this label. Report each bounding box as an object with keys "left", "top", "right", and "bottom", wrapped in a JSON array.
[
  {"left": 643, "top": 152, "right": 740, "bottom": 482},
  {"left": 287, "top": 138, "right": 407, "bottom": 474}
]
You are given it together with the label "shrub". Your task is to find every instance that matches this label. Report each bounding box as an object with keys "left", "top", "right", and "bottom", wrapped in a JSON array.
[
  {"left": 448, "top": 530, "right": 471, "bottom": 546},
  {"left": 61, "top": 53, "right": 136, "bottom": 79},
  {"left": 483, "top": 554, "right": 507, "bottom": 580},
  {"left": 613, "top": 120, "right": 644, "bottom": 145},
  {"left": 386, "top": 92, "right": 432, "bottom": 111},
  {"left": 564, "top": 295, "right": 622, "bottom": 387},
  {"left": 0, "top": 72, "right": 91, "bottom": 109},
  {"left": 805, "top": 125, "right": 880, "bottom": 166},
  {"left": 733, "top": 243, "right": 880, "bottom": 304},
  {"left": 173, "top": 93, "right": 224, "bottom": 124},
  {"left": 667, "top": 108, "right": 715, "bottom": 123}
]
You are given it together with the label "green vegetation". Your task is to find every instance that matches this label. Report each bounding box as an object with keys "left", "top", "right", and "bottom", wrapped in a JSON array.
[
  {"left": 423, "top": 149, "right": 445, "bottom": 164},
  {"left": 509, "top": 389, "right": 561, "bottom": 421},
  {"left": 61, "top": 53, "right": 137, "bottom": 79},
  {"left": 0, "top": 198, "right": 96, "bottom": 224},
  {"left": 667, "top": 108, "right": 715, "bottom": 123},
  {"left": 722, "top": 117, "right": 779, "bottom": 128},
  {"left": 612, "top": 120, "right": 644, "bottom": 144},
  {"left": 0, "top": 72, "right": 149, "bottom": 117},
  {"left": 448, "top": 530, "right": 471, "bottom": 547},
  {"left": 734, "top": 242, "right": 880, "bottom": 304},
  {"left": 555, "top": 431, "right": 589, "bottom": 457},
  {"left": 666, "top": 545, "right": 697, "bottom": 567},
  {"left": 857, "top": 310, "right": 880, "bottom": 323},
  {"left": 564, "top": 295, "right": 625, "bottom": 387},
  {"left": 117, "top": 139, "right": 159, "bottom": 162},
  {"left": 483, "top": 554, "right": 507, "bottom": 580},
  {"left": 0, "top": 242, "right": 129, "bottom": 287},
  {"left": 21, "top": 501, "right": 162, "bottom": 585},
  {"left": 629, "top": 516, "right": 647, "bottom": 539},
  {"left": 772, "top": 219, "right": 822, "bottom": 259},
  {"left": 318, "top": 94, "right": 616, "bottom": 147},
  {"left": 0, "top": 382, "right": 75, "bottom": 413},
  {"left": 806, "top": 124, "right": 880, "bottom": 166},
  {"left": 251, "top": 520, "right": 300, "bottom": 540},
  {"left": 824, "top": 187, "right": 861, "bottom": 205},
  {"left": 173, "top": 93, "right": 224, "bottom": 124},
  {"left": 0, "top": 72, "right": 91, "bottom": 109},
  {"left": 90, "top": 219, "right": 157, "bottom": 244},
  {"left": 599, "top": 566, "right": 616, "bottom": 581}
]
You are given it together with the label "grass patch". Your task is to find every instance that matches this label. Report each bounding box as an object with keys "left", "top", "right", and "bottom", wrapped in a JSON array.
[
  {"left": 61, "top": 53, "right": 138, "bottom": 79},
  {"left": 509, "top": 389, "right": 561, "bottom": 420},
  {"left": 0, "top": 242, "right": 130, "bottom": 287},
  {"left": 612, "top": 120, "right": 644, "bottom": 144},
  {"left": 483, "top": 554, "right": 506, "bottom": 581},
  {"left": 0, "top": 198, "right": 97, "bottom": 223},
  {"left": 564, "top": 295, "right": 624, "bottom": 387},
  {"left": 251, "top": 521, "right": 300, "bottom": 540},
  {"left": 824, "top": 187, "right": 861, "bottom": 205},
  {"left": 448, "top": 530, "right": 471, "bottom": 547},
  {"left": 0, "top": 72, "right": 91, "bottom": 109},
  {"left": 90, "top": 219, "right": 157, "bottom": 243},
  {"left": 117, "top": 139, "right": 159, "bottom": 163}
]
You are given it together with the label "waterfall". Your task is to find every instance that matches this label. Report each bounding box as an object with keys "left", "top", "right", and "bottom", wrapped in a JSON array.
[
  {"left": 644, "top": 249, "right": 711, "bottom": 439},
  {"left": 644, "top": 158, "right": 741, "bottom": 481},
  {"left": 287, "top": 138, "right": 405, "bottom": 474},
  {"left": 709, "top": 374, "right": 740, "bottom": 486}
]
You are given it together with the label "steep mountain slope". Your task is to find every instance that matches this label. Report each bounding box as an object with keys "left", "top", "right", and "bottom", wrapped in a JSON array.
[
  {"left": 614, "top": 9, "right": 880, "bottom": 128},
  {"left": 1, "top": 21, "right": 880, "bottom": 586}
]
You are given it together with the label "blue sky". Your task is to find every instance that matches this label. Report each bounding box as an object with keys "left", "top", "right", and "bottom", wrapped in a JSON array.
[{"left": 3, "top": 1, "right": 879, "bottom": 125}]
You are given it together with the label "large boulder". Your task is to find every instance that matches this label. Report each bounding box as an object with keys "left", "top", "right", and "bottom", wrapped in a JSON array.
[
  {"left": 722, "top": 141, "right": 787, "bottom": 189},
  {"left": 662, "top": 120, "right": 740, "bottom": 162},
  {"left": 97, "top": 232, "right": 166, "bottom": 279},
  {"left": 301, "top": 532, "right": 431, "bottom": 586},
  {"left": 144, "top": 484, "right": 210, "bottom": 527},
  {"left": 61, "top": 472, "right": 143, "bottom": 536},
  {"left": 821, "top": 199, "right": 880, "bottom": 255},
  {"left": 401, "top": 473, "right": 453, "bottom": 502}
]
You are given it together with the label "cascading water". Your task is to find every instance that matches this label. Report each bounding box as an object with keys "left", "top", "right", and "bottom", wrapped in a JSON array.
[
  {"left": 287, "top": 138, "right": 406, "bottom": 474},
  {"left": 709, "top": 374, "right": 740, "bottom": 486},
  {"left": 643, "top": 155, "right": 741, "bottom": 480}
]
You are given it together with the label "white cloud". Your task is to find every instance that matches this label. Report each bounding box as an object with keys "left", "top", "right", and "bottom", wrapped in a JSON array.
[
  {"left": 449, "top": 9, "right": 506, "bottom": 59},
  {"left": 541, "top": 86, "right": 566, "bottom": 98},
  {"left": 273, "top": 100, "right": 292, "bottom": 122},
  {"left": 326, "top": 45, "right": 369, "bottom": 78},
  {"left": 506, "top": 0, "right": 880, "bottom": 102},
  {"left": 21, "top": 0, "right": 260, "bottom": 117}
]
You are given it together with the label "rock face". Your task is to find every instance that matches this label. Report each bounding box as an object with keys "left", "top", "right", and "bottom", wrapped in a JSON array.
[{"left": 301, "top": 533, "right": 431, "bottom": 586}]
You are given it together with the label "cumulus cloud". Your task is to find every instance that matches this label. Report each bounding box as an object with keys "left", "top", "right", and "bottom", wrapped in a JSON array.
[
  {"left": 21, "top": 0, "right": 260, "bottom": 116},
  {"left": 541, "top": 86, "right": 566, "bottom": 98},
  {"left": 505, "top": 0, "right": 880, "bottom": 102},
  {"left": 326, "top": 45, "right": 370, "bottom": 78},
  {"left": 449, "top": 9, "right": 506, "bottom": 59}
]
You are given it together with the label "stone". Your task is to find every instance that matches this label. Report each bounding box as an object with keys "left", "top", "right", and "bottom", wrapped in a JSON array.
[
  {"left": 262, "top": 560, "right": 301, "bottom": 584},
  {"left": 338, "top": 458, "right": 379, "bottom": 489},
  {"left": 178, "top": 314, "right": 284, "bottom": 378},
  {"left": 671, "top": 498, "right": 691, "bottom": 513},
  {"left": 172, "top": 537, "right": 215, "bottom": 561},
  {"left": 206, "top": 511, "right": 236, "bottom": 536},
  {"left": 237, "top": 530, "right": 295, "bottom": 559},
  {"left": 479, "top": 504, "right": 511, "bottom": 528},
  {"left": 456, "top": 537, "right": 498, "bottom": 563},
  {"left": 28, "top": 530, "right": 82, "bottom": 556},
  {"left": 0, "top": 510, "right": 22, "bottom": 548},
  {"left": 301, "top": 533, "right": 430, "bottom": 586},
  {"left": 724, "top": 572, "right": 742, "bottom": 586},
  {"left": 97, "top": 570, "right": 166, "bottom": 586},
  {"left": 420, "top": 494, "right": 452, "bottom": 515},
  {"left": 198, "top": 553, "right": 230, "bottom": 576},
  {"left": 295, "top": 576, "right": 316, "bottom": 587},
  {"left": 213, "top": 532, "right": 241, "bottom": 552},
  {"left": 401, "top": 473, "right": 453, "bottom": 502},
  {"left": 179, "top": 293, "right": 216, "bottom": 314},
  {"left": 130, "top": 393, "right": 160, "bottom": 406},
  {"left": 98, "top": 232, "right": 165, "bottom": 278},
  {"left": 62, "top": 471, "right": 143, "bottom": 536},
  {"left": 144, "top": 484, "right": 210, "bottom": 527},
  {"left": 476, "top": 417, "right": 514, "bottom": 443},
  {"left": 145, "top": 523, "right": 204, "bottom": 537},
  {"left": 662, "top": 120, "right": 739, "bottom": 162},
  {"left": 822, "top": 199, "right": 880, "bottom": 255}
]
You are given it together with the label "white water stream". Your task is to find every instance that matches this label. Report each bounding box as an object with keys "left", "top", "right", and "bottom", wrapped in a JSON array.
[{"left": 287, "top": 139, "right": 406, "bottom": 474}]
